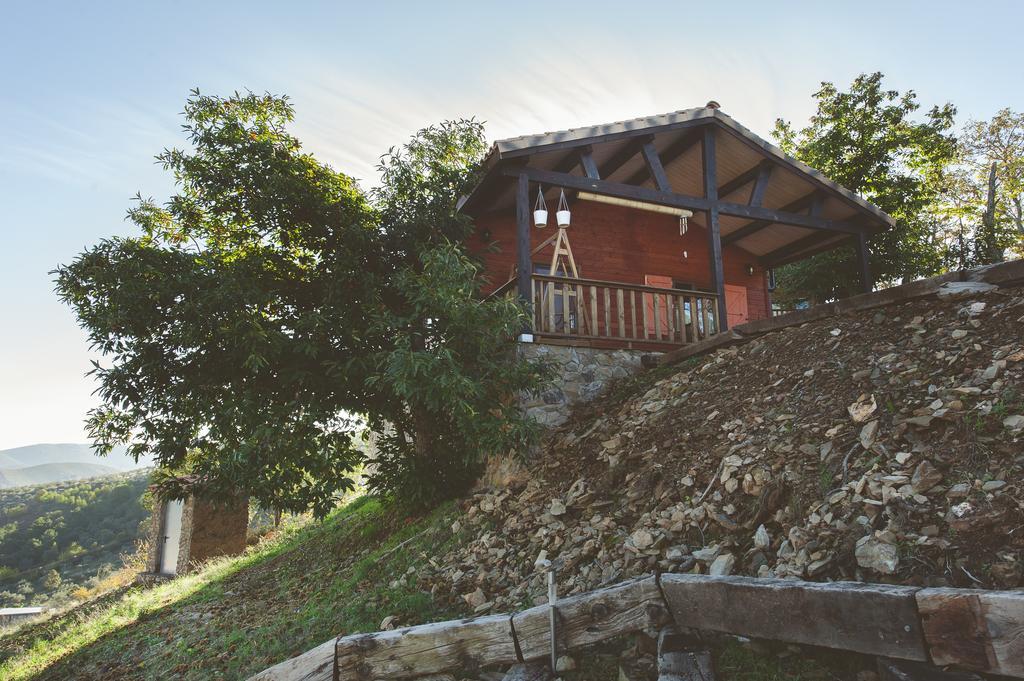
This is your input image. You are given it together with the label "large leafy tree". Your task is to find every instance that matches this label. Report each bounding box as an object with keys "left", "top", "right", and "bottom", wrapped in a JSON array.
[
  {"left": 772, "top": 73, "right": 957, "bottom": 303},
  {"left": 943, "top": 109, "right": 1024, "bottom": 264},
  {"left": 56, "top": 92, "right": 546, "bottom": 516},
  {"left": 366, "top": 122, "right": 548, "bottom": 506}
]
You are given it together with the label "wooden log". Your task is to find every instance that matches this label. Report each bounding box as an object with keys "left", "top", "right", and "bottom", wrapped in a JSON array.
[
  {"left": 502, "top": 664, "right": 554, "bottom": 681},
  {"left": 916, "top": 588, "right": 1024, "bottom": 677},
  {"left": 335, "top": 614, "right": 517, "bottom": 681},
  {"left": 659, "top": 575, "right": 928, "bottom": 661},
  {"left": 512, "top": 576, "right": 671, "bottom": 662},
  {"left": 247, "top": 637, "right": 337, "bottom": 681}
]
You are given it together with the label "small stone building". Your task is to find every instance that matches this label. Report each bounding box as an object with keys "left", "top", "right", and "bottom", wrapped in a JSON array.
[{"left": 144, "top": 489, "right": 249, "bottom": 577}]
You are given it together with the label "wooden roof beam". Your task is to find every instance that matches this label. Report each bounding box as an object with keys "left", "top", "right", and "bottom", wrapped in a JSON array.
[
  {"left": 624, "top": 129, "right": 702, "bottom": 186},
  {"left": 504, "top": 166, "right": 866, "bottom": 234},
  {"left": 721, "top": 191, "right": 821, "bottom": 247},
  {"left": 597, "top": 135, "right": 653, "bottom": 180},
  {"left": 641, "top": 140, "right": 671, "bottom": 191},
  {"left": 717, "top": 160, "right": 773, "bottom": 200}
]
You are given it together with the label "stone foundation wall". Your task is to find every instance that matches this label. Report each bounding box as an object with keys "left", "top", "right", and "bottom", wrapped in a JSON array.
[{"left": 519, "top": 343, "right": 656, "bottom": 427}]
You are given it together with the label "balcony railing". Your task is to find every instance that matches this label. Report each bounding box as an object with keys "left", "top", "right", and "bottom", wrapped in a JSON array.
[{"left": 529, "top": 274, "right": 719, "bottom": 347}]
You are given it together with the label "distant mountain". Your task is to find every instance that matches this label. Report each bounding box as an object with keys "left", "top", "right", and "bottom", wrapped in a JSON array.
[
  {"left": 0, "top": 444, "right": 151, "bottom": 472},
  {"left": 0, "top": 462, "right": 123, "bottom": 489}
]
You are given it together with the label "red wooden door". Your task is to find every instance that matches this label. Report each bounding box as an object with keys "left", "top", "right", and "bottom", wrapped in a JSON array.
[{"left": 724, "top": 284, "right": 749, "bottom": 327}]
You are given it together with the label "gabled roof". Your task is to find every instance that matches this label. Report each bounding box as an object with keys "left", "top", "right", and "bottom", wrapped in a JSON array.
[{"left": 460, "top": 106, "right": 894, "bottom": 266}]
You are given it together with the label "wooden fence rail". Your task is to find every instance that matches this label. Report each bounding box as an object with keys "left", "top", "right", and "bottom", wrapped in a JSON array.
[
  {"left": 248, "top": 574, "right": 1024, "bottom": 681},
  {"left": 530, "top": 275, "right": 719, "bottom": 346}
]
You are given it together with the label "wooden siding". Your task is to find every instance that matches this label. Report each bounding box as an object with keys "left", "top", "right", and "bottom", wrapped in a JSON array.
[{"left": 469, "top": 200, "right": 770, "bottom": 321}]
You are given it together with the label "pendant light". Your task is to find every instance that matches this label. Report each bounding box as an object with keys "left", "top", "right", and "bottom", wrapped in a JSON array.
[
  {"left": 534, "top": 187, "right": 548, "bottom": 228},
  {"left": 556, "top": 189, "right": 571, "bottom": 227}
]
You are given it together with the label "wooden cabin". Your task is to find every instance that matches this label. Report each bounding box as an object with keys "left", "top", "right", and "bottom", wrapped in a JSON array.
[{"left": 460, "top": 103, "right": 894, "bottom": 351}]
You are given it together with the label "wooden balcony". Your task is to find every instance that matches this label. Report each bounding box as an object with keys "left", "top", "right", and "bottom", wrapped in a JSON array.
[{"left": 529, "top": 274, "right": 719, "bottom": 349}]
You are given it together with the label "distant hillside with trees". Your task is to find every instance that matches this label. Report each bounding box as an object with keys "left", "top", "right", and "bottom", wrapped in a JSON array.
[{"left": 0, "top": 469, "right": 152, "bottom": 608}]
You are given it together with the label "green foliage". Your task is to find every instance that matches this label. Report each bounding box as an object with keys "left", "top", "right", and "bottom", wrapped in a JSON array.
[
  {"left": 938, "top": 108, "right": 1024, "bottom": 266},
  {"left": 0, "top": 471, "right": 150, "bottom": 606},
  {"left": 366, "top": 123, "right": 549, "bottom": 506},
  {"left": 55, "top": 92, "right": 547, "bottom": 516},
  {"left": 772, "top": 73, "right": 958, "bottom": 303}
]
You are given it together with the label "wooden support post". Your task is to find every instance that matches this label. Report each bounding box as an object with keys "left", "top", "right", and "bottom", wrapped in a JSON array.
[
  {"left": 516, "top": 173, "right": 534, "bottom": 335},
  {"left": 658, "top": 628, "right": 714, "bottom": 681},
  {"left": 702, "top": 128, "right": 727, "bottom": 331},
  {"left": 857, "top": 231, "right": 872, "bottom": 294}
]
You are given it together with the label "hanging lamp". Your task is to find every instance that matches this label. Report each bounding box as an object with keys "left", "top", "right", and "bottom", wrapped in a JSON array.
[{"left": 533, "top": 187, "right": 548, "bottom": 228}]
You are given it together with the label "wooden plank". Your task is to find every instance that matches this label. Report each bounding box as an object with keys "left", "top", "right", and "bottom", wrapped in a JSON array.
[
  {"left": 687, "top": 296, "right": 698, "bottom": 344},
  {"left": 916, "top": 588, "right": 1024, "bottom": 677},
  {"left": 652, "top": 291, "right": 662, "bottom": 341},
  {"left": 335, "top": 614, "right": 517, "bottom": 681},
  {"left": 700, "top": 297, "right": 710, "bottom": 340},
  {"left": 590, "top": 286, "right": 598, "bottom": 336},
  {"left": 665, "top": 293, "right": 675, "bottom": 342},
  {"left": 512, "top": 576, "right": 670, "bottom": 662},
  {"left": 561, "top": 281, "right": 570, "bottom": 334},
  {"left": 630, "top": 290, "right": 638, "bottom": 339},
  {"left": 641, "top": 292, "right": 650, "bottom": 340},
  {"left": 604, "top": 287, "right": 611, "bottom": 336},
  {"left": 659, "top": 575, "right": 928, "bottom": 661},
  {"left": 641, "top": 140, "right": 672, "bottom": 192},
  {"left": 247, "top": 638, "right": 336, "bottom": 681},
  {"left": 577, "top": 283, "right": 586, "bottom": 335},
  {"left": 616, "top": 289, "right": 625, "bottom": 337}
]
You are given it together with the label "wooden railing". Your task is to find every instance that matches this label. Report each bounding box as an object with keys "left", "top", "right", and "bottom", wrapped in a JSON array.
[
  {"left": 530, "top": 275, "right": 719, "bottom": 346},
  {"left": 250, "top": 573, "right": 1024, "bottom": 680}
]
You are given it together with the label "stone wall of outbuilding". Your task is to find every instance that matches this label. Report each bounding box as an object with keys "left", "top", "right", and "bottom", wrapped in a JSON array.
[{"left": 518, "top": 343, "right": 656, "bottom": 427}]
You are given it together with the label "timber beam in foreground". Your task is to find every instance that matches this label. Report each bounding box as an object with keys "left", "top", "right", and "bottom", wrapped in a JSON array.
[{"left": 248, "top": 574, "right": 1024, "bottom": 681}]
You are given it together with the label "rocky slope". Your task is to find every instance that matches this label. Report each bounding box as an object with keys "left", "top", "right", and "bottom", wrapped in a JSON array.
[{"left": 425, "top": 283, "right": 1024, "bottom": 614}]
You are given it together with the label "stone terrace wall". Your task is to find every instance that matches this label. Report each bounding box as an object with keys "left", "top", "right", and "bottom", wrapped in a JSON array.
[{"left": 519, "top": 343, "right": 655, "bottom": 427}]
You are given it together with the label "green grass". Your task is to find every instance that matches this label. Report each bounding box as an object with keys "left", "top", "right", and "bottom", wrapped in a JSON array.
[{"left": 0, "top": 495, "right": 467, "bottom": 681}]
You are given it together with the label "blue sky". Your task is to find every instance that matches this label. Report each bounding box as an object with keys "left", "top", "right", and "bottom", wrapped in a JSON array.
[{"left": 1, "top": 0, "right": 1022, "bottom": 450}]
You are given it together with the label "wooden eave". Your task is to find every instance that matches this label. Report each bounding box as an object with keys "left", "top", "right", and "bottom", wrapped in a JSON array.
[{"left": 458, "top": 107, "right": 894, "bottom": 266}]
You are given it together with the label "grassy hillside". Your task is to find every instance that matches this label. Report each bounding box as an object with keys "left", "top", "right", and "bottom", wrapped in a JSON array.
[
  {"left": 0, "top": 496, "right": 467, "bottom": 680},
  {"left": 0, "top": 470, "right": 152, "bottom": 608},
  {"left": 0, "top": 462, "right": 121, "bottom": 489}
]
